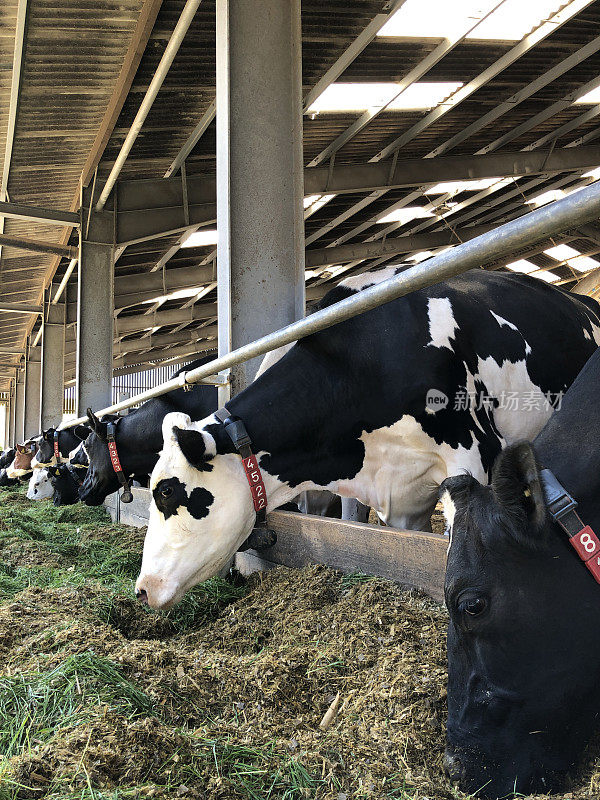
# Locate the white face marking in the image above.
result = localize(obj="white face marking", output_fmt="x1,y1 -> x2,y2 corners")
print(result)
27,469 -> 53,500
426,297 -> 458,351
439,488 -> 457,552
339,265 -> 399,292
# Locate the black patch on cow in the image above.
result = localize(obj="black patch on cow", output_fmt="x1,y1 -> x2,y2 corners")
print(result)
173,426 -> 214,472
187,487 -> 214,519
153,476 -> 214,521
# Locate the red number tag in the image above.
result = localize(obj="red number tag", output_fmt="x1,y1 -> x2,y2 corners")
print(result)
571,526 -> 600,562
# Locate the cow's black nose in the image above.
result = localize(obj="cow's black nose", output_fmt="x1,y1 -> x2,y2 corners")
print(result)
136,588 -> 149,606
443,750 -> 464,782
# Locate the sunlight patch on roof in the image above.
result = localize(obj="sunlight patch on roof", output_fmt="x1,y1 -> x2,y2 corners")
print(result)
527,189 -> 567,206
376,207 -> 434,225
304,193 -> 335,218
407,251 -> 434,262
545,244 -> 599,272
181,229 -> 218,248
506,259 -> 537,273
425,178 -> 502,194
307,82 -> 463,114
378,0 -> 565,41
583,167 -> 600,180
533,270 -> 560,283
575,86 -> 600,104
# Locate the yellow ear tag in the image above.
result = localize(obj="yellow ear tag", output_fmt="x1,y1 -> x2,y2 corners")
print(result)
524,488 -> 531,498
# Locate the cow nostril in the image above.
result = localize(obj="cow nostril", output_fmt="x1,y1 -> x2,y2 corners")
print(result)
136,588 -> 149,606
443,750 -> 463,782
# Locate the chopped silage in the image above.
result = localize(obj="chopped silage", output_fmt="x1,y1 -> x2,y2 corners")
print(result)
0,488 -> 598,800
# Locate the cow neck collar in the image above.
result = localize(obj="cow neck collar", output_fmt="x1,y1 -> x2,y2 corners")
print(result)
214,407 -> 268,525
65,462 -> 85,486
53,430 -> 61,464
541,469 -> 600,584
106,420 -> 133,504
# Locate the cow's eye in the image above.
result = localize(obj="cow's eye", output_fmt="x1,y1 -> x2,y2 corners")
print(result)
459,596 -> 487,617
161,485 -> 173,499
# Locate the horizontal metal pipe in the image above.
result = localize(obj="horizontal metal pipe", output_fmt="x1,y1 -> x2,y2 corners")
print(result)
0,302 -> 42,315
60,180 -> 600,428
0,234 -> 76,258
95,0 -> 203,212
0,200 -> 79,227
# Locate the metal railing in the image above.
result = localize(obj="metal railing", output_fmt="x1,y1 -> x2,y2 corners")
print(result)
60,179 -> 600,429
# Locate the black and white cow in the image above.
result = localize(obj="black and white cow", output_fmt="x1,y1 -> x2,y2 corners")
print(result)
135,269 -> 600,609
26,468 -> 54,500
440,346 -> 600,798
48,462 -> 87,505
0,468 -> 18,487
78,357 -> 218,505
32,426 -> 90,469
0,448 -> 16,469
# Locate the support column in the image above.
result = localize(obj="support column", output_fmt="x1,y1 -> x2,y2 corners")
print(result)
40,287 -> 66,429
7,380 -> 15,447
24,345 -> 41,439
216,0 -> 305,397
14,367 -> 25,444
76,184 -> 114,414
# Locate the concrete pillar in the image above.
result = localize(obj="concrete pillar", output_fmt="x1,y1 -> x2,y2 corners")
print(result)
14,367 -> 25,444
24,346 -> 41,439
76,184 -> 114,414
7,380 -> 15,447
216,0 -> 305,397
40,288 -> 66,429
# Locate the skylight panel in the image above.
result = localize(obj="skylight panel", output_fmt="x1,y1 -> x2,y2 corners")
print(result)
378,0 -> 499,39
181,230 -> 218,248
304,194 -> 335,217
527,190 -> 566,206
306,82 -> 463,114
407,251 -> 434,262
583,167 -> 600,180
533,270 -> 559,283
506,259 -> 537,273
544,244 -> 580,261
377,207 -> 434,225
568,254 -> 600,272
378,0 -> 564,42
575,87 -> 600,104
468,0 -> 565,41
425,178 -> 502,194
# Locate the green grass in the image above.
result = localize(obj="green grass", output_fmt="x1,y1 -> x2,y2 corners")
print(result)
0,651 -> 154,760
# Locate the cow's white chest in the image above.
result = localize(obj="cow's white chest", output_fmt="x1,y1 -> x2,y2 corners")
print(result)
334,415 -> 485,531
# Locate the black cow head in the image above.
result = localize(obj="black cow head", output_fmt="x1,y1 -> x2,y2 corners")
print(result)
49,464 -> 84,506
441,441 -> 600,799
34,426 -> 89,466
78,412 -> 125,505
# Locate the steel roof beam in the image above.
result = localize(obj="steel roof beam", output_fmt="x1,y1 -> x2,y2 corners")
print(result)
0,235 -> 77,258
0,200 -> 80,227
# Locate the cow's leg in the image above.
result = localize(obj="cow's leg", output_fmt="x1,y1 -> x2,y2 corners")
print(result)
341,497 -> 370,523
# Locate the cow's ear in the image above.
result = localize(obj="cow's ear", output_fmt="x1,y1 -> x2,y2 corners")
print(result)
491,441 -> 547,536
173,427 -> 215,472
86,409 -> 108,441
73,425 -> 89,441
43,429 -> 53,442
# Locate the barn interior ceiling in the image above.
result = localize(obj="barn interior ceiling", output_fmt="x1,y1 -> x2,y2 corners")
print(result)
1,0 -> 600,391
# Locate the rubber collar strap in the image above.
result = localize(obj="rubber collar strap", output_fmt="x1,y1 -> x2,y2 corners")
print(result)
53,430 -> 61,463
66,463 -> 84,487
214,407 -> 268,525
106,420 -> 133,503
541,468 -> 600,584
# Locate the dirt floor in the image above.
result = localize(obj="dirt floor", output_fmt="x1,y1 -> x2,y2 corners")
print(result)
0,488 -> 598,800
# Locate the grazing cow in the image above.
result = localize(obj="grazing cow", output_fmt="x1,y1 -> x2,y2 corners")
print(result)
26,468 -> 54,500
440,346 -> 600,798
7,441 -> 38,478
32,425 -> 90,468
78,356 -> 218,505
135,269 -> 600,609
49,463 -> 86,506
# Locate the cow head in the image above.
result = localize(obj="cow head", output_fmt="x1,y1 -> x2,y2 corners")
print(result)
441,442 -> 600,798
8,441 -> 38,477
26,468 -> 54,500
33,426 -> 89,468
79,411 -> 132,505
136,412 -> 262,610
49,463 -> 84,506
